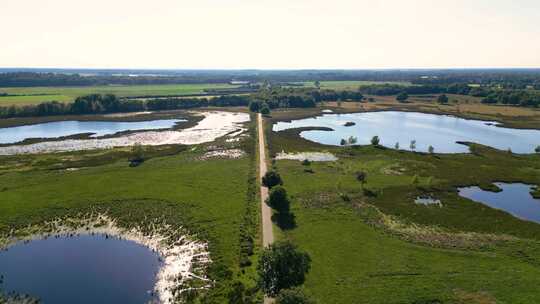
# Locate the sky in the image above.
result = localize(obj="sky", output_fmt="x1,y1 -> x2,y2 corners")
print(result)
1,0 -> 540,69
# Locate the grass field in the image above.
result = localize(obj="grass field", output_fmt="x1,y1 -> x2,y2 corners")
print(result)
0,83 -> 239,106
266,110 -> 540,303
0,118 -> 261,302
296,80 -> 412,90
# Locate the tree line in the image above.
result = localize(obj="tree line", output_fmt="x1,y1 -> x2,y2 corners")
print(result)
359,84 -> 540,107
0,87 -> 362,118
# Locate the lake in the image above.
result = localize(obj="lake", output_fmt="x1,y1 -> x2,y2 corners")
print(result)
458,183 -> 540,223
0,235 -> 161,303
0,119 -> 185,144
272,111 -> 540,153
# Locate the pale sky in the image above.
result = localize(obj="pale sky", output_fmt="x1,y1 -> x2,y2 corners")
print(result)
1,0 -> 539,69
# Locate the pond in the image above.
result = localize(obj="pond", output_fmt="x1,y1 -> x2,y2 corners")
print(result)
272,111 -> 540,153
0,119 -> 185,144
0,235 -> 161,304
0,111 -> 250,155
458,183 -> 540,223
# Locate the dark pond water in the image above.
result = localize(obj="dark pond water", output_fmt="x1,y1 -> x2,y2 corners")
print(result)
272,111 -> 540,153
458,183 -> 540,223
0,235 -> 161,304
0,119 -> 185,144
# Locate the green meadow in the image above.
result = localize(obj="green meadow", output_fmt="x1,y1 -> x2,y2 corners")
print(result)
267,109 -> 540,304
0,83 -> 239,106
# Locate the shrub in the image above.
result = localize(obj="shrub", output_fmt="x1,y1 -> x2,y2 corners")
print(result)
428,145 -> 435,154
396,92 -> 409,103
301,159 -> 311,166
262,170 -> 283,188
257,241 -> 311,296
276,288 -> 315,304
437,94 -> 449,104
535,145 -> 540,153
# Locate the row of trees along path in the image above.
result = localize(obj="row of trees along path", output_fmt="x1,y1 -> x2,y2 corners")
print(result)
258,113 -> 275,303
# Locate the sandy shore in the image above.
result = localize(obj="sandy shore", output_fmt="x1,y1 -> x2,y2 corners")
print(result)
0,214 -> 210,304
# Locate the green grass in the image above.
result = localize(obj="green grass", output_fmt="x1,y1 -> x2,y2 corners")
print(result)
266,111 -> 540,303
0,131 -> 261,302
0,83 -> 239,106
294,80 -> 412,90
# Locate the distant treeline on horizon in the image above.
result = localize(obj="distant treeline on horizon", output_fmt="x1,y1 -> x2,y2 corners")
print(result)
1,69 -> 540,87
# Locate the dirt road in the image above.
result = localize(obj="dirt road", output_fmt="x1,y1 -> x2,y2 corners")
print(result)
258,113 -> 274,247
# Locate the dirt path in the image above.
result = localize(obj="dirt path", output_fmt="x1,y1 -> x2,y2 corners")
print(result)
258,113 -> 274,247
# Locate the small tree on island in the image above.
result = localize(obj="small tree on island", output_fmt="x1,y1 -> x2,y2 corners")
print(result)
437,94 -> 449,104
371,136 -> 380,146
348,136 -> 358,145
276,288 -> 315,304
428,145 -> 435,154
394,142 -> 400,150
262,171 -> 283,188
340,138 -> 347,146
535,145 -> 540,153
257,241 -> 312,296
396,92 -> 409,103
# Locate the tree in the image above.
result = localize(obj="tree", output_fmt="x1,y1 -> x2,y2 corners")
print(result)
314,80 -> 321,90
276,288 -> 315,304
535,145 -> 540,153
396,92 -> 409,103
267,186 -> 290,212
428,145 -> 435,154
347,136 -> 358,145
257,241 -> 311,296
301,159 -> 311,166
437,94 -> 449,104
262,171 -> 283,188
371,136 -> 380,146
249,101 -> 261,112
394,142 -> 400,150
260,103 -> 271,115
410,140 -> 417,151
129,143 -> 145,166
340,138 -> 347,146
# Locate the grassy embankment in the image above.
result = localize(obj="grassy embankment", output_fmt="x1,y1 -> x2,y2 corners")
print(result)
0,83 -> 239,106
265,108 -> 540,304
0,115 -> 261,303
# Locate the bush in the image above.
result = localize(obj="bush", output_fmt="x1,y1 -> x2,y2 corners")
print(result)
257,241 -> 311,296
262,171 -> 283,188
267,186 -> 290,212
437,94 -> 449,104
276,288 -> 315,304
396,92 -> 409,103
261,103 -> 271,115
301,159 -> 311,166
535,145 -> 540,153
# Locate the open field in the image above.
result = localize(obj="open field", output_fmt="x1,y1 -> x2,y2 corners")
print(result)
265,109 -> 540,303
0,83 -> 239,106
0,117 -> 261,302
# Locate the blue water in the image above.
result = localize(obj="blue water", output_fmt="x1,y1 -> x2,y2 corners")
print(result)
458,183 -> 540,223
0,235 -> 161,304
272,111 -> 540,153
0,119 -> 185,144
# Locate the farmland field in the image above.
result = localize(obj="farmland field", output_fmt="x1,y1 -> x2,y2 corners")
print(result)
0,83 -> 239,106
297,80 -> 412,90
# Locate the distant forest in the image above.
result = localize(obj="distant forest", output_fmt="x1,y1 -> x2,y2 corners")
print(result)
1,69 -> 540,87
